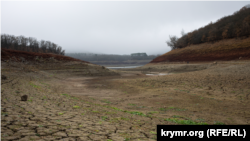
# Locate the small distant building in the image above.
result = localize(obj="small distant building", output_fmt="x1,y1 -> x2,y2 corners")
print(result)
131,53 -> 148,57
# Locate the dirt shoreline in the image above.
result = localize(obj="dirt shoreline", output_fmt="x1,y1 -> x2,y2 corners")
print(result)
1,60 -> 250,140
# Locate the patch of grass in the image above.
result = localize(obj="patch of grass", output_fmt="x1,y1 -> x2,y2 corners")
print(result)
214,121 -> 225,125
150,131 -> 157,134
92,110 -> 99,113
40,81 -> 50,85
29,82 -> 40,89
120,117 -> 130,121
159,107 -> 186,111
165,118 -> 208,125
105,111 -> 116,115
102,99 -> 111,104
147,111 -> 159,115
35,133 -> 40,136
124,138 -> 131,141
159,108 -> 166,111
73,105 -> 80,109
58,112 -> 64,115
125,111 -> 147,116
71,96 -> 78,100
109,106 -> 123,111
61,93 -> 69,96
172,115 -> 184,118
128,103 -> 137,106
101,116 -> 108,120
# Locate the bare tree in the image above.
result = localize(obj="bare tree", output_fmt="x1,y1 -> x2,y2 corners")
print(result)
181,29 -> 186,36
166,35 -> 178,50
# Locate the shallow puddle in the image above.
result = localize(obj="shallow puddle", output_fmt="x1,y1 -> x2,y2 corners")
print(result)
146,73 -> 169,76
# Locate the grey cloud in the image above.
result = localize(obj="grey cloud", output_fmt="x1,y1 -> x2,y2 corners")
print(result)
2,1 -> 249,55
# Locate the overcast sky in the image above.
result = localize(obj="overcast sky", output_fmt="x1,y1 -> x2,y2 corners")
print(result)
1,1 -> 250,55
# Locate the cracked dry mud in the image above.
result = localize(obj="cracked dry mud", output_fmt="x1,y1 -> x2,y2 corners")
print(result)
1,61 -> 250,141
1,62 -> 159,141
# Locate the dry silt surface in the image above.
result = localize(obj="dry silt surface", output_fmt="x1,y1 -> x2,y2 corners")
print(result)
1,60 -> 250,141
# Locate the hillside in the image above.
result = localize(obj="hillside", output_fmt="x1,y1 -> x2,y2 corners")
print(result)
166,5 -> 250,50
1,48 -> 87,63
151,5 -> 250,64
151,37 -> 250,63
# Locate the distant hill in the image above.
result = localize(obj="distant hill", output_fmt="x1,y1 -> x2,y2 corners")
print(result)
66,53 -> 160,65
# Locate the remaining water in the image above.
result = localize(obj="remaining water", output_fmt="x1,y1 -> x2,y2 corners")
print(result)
107,65 -> 142,69
146,73 -> 169,76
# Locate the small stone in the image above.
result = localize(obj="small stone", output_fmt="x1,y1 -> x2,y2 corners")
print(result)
1,75 -> 7,80
21,95 -> 28,101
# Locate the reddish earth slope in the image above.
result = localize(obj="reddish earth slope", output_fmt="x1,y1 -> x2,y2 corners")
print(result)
151,37 -> 250,63
1,48 -> 89,63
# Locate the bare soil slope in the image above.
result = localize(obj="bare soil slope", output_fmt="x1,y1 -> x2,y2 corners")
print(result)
1,49 -> 89,63
151,37 -> 250,63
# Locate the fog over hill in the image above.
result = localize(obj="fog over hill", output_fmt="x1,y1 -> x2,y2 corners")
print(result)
66,52 -> 161,65
244,4 -> 250,8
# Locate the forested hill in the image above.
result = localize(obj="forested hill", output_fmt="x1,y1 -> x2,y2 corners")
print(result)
151,5 -> 250,63
166,5 -> 250,50
1,34 -> 65,55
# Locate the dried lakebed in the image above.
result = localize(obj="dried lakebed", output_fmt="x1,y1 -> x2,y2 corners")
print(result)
1,61 -> 250,141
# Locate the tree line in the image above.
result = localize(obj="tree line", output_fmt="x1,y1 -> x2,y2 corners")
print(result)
167,6 -> 250,50
1,34 -> 65,55
65,53 -> 160,62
